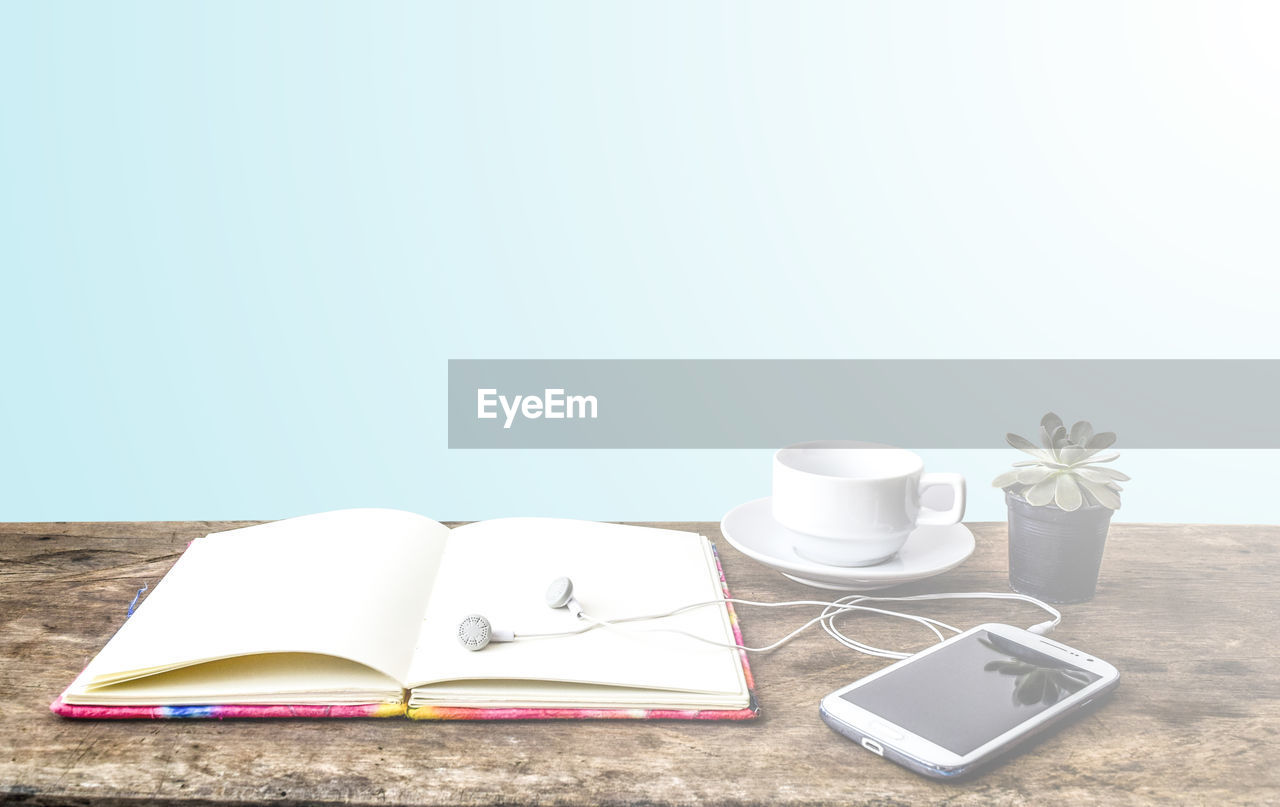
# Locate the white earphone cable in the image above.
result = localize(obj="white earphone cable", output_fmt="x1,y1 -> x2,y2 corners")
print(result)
557,592 -> 1060,659
462,579 -> 1063,660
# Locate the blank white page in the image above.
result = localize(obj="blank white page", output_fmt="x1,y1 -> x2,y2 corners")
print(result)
406,518 -> 745,697
67,653 -> 403,706
81,508 -> 450,688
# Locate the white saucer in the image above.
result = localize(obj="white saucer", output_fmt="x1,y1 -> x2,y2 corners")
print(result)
720,497 -> 976,590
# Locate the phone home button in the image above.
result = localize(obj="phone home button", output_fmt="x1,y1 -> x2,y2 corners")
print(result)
861,737 -> 885,756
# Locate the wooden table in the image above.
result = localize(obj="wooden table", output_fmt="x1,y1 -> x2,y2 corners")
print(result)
2,521 -> 1276,806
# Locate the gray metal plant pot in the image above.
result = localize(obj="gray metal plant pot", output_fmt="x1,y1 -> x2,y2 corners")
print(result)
1006,490 -> 1113,604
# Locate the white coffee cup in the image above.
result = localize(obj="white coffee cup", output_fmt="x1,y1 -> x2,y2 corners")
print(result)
772,441 -> 966,567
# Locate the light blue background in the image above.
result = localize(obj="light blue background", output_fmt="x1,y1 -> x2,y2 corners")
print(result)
3,3 -> 1278,523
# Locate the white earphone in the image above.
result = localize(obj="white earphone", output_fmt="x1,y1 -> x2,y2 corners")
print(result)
456,613 -> 515,650
456,576 -> 1062,659
544,576 -> 584,618
456,577 -> 592,650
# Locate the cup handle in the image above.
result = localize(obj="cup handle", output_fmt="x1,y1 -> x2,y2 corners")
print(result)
916,473 -> 966,526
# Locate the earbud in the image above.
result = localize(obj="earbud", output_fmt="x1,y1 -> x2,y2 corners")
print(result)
545,576 -> 585,619
1027,621 -> 1056,636
456,614 -> 515,651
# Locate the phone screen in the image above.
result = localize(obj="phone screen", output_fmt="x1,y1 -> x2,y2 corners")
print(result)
839,629 -> 1102,755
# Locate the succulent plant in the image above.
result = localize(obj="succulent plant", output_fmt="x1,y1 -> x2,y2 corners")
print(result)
992,412 -> 1127,511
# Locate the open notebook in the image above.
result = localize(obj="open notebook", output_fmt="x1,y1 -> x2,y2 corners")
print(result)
52,509 -> 757,720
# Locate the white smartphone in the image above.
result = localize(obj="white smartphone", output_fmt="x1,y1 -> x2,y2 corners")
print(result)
819,623 -> 1119,779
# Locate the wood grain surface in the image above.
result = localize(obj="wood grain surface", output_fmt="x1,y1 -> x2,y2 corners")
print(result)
1,520 -> 1277,806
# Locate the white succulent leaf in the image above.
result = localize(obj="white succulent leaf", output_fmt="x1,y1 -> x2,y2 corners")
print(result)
1016,467 -> 1055,485
992,470 -> 1022,488
1075,466 -> 1130,483
1024,474 -> 1059,506
1052,426 -> 1070,451
1069,420 -> 1094,445
1007,433 -> 1054,461
1077,477 -> 1121,510
1038,426 -> 1066,461
1041,412 -> 1064,437
1086,432 -> 1116,450
1054,473 -> 1083,511
1057,446 -> 1089,465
